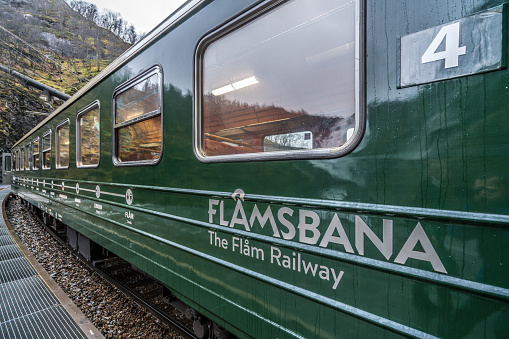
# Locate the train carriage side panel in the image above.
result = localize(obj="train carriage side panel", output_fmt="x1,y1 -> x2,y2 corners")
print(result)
10,0 -> 509,338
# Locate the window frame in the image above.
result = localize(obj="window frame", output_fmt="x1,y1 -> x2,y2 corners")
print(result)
76,101 -> 101,169
56,119 -> 71,169
33,137 -> 40,170
193,0 -> 366,163
112,65 -> 163,167
42,130 -> 52,170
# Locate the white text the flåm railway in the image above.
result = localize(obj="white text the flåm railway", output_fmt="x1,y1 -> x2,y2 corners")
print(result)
208,231 -> 345,290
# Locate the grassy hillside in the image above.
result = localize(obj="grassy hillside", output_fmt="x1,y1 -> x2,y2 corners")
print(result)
0,0 -> 130,149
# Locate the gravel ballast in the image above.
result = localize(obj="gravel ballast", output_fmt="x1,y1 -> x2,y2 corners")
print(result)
6,196 -> 185,339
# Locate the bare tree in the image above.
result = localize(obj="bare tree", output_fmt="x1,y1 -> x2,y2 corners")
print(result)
123,24 -> 138,44
69,0 -> 87,16
99,10 -> 120,31
68,1 -> 139,44
83,3 -> 99,22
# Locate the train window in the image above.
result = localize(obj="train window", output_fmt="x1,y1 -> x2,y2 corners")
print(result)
56,120 -> 70,169
77,101 -> 100,168
24,145 -> 29,170
4,155 -> 11,172
26,142 -> 31,170
113,65 -> 162,166
195,0 -> 362,162
21,147 -> 25,170
33,137 -> 40,170
24,146 -> 28,170
42,130 -> 51,170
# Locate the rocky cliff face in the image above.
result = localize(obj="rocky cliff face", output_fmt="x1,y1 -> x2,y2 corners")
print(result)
0,0 -> 130,150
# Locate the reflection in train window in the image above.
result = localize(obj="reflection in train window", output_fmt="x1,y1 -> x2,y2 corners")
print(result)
56,120 -> 70,169
113,66 -> 162,165
263,131 -> 313,152
42,131 -> 51,169
77,102 -> 100,168
4,155 -> 11,172
197,0 -> 359,160
33,137 -> 39,170
24,146 -> 28,170
21,146 -> 25,170
26,142 -> 31,170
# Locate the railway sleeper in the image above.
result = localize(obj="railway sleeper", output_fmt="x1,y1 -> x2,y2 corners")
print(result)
129,277 -> 157,288
117,269 -> 143,280
92,256 -> 125,266
140,287 -> 163,300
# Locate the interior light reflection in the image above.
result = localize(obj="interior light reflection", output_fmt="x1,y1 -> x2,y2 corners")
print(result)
212,76 -> 259,96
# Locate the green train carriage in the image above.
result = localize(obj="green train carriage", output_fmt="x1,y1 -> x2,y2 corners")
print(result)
10,0 -> 509,338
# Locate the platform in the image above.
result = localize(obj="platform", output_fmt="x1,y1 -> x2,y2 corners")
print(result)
0,186 -> 103,339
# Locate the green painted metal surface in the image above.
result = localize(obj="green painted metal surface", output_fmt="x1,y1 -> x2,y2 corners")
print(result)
10,0 -> 509,338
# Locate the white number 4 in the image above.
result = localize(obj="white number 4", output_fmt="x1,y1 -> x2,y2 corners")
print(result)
421,22 -> 466,69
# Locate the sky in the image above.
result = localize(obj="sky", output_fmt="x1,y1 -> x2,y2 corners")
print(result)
80,0 -> 187,35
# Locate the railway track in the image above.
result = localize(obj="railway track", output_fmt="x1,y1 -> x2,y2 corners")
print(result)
81,258 -> 197,339
7,196 -> 199,339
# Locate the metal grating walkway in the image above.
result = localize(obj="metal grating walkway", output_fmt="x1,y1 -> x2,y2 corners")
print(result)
0,187 -> 97,338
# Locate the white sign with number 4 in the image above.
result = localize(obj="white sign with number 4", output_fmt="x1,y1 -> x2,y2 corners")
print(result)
421,22 -> 466,69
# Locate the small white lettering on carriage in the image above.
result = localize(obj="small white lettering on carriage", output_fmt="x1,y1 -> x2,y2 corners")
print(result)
208,230 -> 229,249
207,230 -> 343,290
232,236 -> 264,260
270,246 -> 344,290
